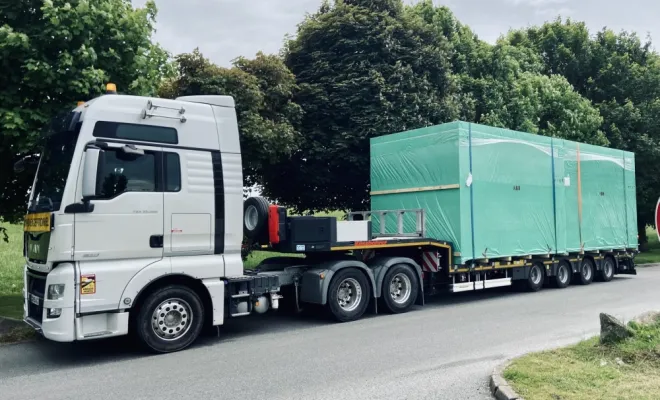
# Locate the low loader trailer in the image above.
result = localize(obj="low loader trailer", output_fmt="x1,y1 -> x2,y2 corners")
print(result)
19,86 -> 638,353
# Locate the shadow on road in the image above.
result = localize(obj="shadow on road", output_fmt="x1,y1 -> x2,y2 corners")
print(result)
0,275 -> 634,373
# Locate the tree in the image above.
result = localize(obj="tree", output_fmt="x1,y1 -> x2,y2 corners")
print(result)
0,0 -> 172,226
159,49 -> 302,189
479,72 -> 606,145
263,0 -> 460,213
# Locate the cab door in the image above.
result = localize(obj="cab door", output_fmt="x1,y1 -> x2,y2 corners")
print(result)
73,142 -> 165,314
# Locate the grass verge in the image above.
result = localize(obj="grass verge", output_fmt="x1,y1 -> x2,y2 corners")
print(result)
0,326 -> 35,345
504,316 -> 660,400
635,227 -> 660,264
0,223 -> 25,321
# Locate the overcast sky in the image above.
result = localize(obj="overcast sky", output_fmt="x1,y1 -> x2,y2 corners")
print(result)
133,0 -> 659,67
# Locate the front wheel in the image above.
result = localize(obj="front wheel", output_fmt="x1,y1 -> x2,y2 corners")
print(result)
380,264 -> 419,314
326,269 -> 371,322
135,285 -> 205,353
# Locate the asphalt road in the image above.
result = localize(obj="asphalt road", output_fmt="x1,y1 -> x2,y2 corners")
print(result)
2,266 -> 660,400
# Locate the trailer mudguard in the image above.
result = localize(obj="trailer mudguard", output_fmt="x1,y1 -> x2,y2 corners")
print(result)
368,257 -> 425,306
299,260 -> 377,305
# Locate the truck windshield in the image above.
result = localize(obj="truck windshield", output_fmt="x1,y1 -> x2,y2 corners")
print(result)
28,111 -> 82,213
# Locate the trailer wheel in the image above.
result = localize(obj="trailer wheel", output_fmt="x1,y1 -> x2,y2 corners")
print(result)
327,268 -> 370,322
598,257 -> 615,282
525,262 -> 545,292
380,264 -> 419,314
243,196 -> 269,241
135,284 -> 204,353
577,259 -> 595,285
553,261 -> 571,289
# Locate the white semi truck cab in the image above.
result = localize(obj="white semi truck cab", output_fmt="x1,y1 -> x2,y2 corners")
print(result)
20,85 -> 637,353
22,88 -> 261,351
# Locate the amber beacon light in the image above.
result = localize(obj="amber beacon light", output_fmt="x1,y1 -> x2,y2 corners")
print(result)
106,83 -> 117,94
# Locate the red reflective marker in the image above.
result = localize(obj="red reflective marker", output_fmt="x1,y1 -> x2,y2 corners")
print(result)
656,197 -> 660,242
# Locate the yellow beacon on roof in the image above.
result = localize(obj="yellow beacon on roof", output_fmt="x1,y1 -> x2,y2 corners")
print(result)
106,83 -> 117,94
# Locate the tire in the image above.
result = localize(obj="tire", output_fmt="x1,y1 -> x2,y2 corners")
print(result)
326,268 -> 371,322
243,196 -> 270,241
135,285 -> 205,354
577,259 -> 595,285
553,261 -> 571,289
525,262 -> 545,292
380,264 -> 419,314
598,257 -> 615,282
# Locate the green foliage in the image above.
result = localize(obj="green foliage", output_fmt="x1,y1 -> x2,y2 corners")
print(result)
0,0 -> 173,224
159,49 -> 302,188
480,72 -> 606,145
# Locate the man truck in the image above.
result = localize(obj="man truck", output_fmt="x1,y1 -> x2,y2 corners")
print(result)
20,85 -> 638,353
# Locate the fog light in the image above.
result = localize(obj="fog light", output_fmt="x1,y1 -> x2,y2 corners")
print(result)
47,308 -> 62,318
47,284 -> 65,300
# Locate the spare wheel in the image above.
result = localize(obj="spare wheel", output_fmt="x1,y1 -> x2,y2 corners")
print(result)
243,196 -> 270,241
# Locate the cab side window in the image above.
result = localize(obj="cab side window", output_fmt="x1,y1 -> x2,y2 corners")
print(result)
164,152 -> 181,192
97,150 -> 158,199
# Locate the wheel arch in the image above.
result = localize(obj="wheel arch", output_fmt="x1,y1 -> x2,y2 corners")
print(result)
582,254 -> 597,271
604,252 -> 618,270
367,256 -> 424,306
127,274 -> 214,330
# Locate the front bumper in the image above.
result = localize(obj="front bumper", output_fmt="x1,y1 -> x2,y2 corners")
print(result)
23,263 -> 130,342
24,264 -> 76,342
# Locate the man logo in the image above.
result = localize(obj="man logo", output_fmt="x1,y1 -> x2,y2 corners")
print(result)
30,243 -> 40,254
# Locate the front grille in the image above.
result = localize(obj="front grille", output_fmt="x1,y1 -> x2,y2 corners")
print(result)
26,271 -> 46,323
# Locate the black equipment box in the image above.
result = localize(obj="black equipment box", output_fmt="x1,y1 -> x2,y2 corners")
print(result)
276,216 -> 337,253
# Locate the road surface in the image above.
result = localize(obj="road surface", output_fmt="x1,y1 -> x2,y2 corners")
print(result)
2,266 -> 660,400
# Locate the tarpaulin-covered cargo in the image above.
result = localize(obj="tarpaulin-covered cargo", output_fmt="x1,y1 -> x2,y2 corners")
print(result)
370,121 -> 638,265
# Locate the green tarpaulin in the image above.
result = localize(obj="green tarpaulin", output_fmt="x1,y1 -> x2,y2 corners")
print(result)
370,121 -> 638,265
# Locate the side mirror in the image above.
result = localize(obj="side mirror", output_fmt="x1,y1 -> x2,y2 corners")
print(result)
13,159 -> 26,173
82,147 -> 104,199
13,155 -> 38,173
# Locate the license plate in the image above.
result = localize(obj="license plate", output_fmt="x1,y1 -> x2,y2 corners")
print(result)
29,294 -> 40,306
24,212 -> 51,233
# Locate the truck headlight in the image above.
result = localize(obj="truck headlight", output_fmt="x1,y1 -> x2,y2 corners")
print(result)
47,308 -> 62,318
47,284 -> 65,300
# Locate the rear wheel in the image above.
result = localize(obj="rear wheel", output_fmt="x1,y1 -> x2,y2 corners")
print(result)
380,264 -> 419,314
598,257 -> 615,282
525,262 -> 545,292
577,259 -> 595,285
135,285 -> 205,353
553,261 -> 571,289
327,269 -> 371,322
